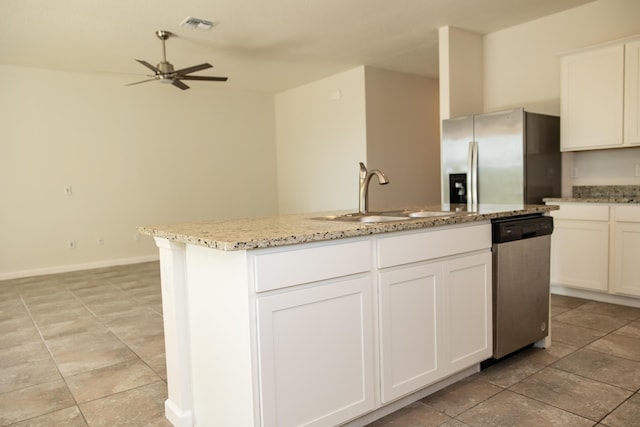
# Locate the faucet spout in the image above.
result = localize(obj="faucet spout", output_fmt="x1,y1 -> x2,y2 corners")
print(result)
358,162 -> 389,214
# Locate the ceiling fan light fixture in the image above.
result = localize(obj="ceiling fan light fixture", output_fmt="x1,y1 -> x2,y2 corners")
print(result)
180,17 -> 216,31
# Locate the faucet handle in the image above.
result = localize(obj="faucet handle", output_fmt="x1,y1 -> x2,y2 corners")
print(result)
359,162 -> 367,180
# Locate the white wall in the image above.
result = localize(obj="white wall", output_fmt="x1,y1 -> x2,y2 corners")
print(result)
0,65 -> 278,279
483,0 -> 640,192
438,26 -> 484,120
275,67 -> 367,214
364,67 -> 441,209
275,66 -> 441,214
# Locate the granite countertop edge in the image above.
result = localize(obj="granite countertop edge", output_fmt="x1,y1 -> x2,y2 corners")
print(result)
543,197 -> 640,204
138,205 -> 557,252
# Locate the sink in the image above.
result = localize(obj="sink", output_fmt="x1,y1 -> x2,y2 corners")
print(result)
310,209 -> 461,223
405,211 -> 455,218
311,213 -> 410,223
358,215 -> 410,223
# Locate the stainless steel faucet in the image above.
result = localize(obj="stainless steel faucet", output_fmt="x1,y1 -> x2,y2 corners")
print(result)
359,162 -> 389,214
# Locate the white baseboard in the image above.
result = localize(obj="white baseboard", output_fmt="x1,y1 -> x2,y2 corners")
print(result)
551,284 -> 640,308
0,255 -> 160,281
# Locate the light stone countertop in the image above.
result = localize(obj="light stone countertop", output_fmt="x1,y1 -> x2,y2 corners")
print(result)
138,204 -> 558,251
544,185 -> 640,204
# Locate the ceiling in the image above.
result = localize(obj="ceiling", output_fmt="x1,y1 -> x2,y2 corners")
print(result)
0,0 -> 596,93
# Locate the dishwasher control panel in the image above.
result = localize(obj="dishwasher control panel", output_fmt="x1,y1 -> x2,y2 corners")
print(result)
491,215 -> 553,243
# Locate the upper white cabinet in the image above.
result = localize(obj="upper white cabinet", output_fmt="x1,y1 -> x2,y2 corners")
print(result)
560,36 -> 640,151
624,40 -> 640,145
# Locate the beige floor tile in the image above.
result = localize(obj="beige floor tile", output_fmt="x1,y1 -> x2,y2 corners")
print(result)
550,294 -> 590,309
456,390 -> 593,427
0,341 -> 51,368
38,316 -> 109,340
613,318 -> 640,339
420,375 -> 502,417
553,348 -> 640,391
553,309 -> 632,333
66,359 -> 162,403
366,401 -> 452,426
29,304 -> 95,326
0,356 -> 61,394
0,321 -> 42,349
587,333 -> 640,362
46,330 -> 138,377
572,300 -> 640,320
143,352 -> 167,381
123,333 -> 166,360
79,381 -> 167,427
11,406 -> 88,427
601,393 -> 640,427
0,380 -> 76,426
550,320 -> 607,347
510,367 -> 632,421
476,347 -> 552,388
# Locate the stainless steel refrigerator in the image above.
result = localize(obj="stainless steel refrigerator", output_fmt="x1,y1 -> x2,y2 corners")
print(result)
441,108 -> 561,206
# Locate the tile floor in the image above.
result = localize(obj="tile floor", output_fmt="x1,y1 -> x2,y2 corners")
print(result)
1,262 -> 640,426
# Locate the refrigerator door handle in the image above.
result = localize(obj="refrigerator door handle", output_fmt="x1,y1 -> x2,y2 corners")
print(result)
468,141 -> 479,206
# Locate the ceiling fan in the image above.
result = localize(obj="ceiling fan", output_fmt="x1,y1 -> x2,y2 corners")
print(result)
128,30 -> 228,90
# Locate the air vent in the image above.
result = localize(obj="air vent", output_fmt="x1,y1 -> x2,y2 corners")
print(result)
179,17 -> 217,31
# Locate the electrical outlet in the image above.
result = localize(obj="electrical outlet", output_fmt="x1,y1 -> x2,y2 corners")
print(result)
68,240 -> 76,249
571,167 -> 578,178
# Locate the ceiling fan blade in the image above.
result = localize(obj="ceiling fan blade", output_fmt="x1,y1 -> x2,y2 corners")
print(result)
179,75 -> 228,82
126,78 -> 157,86
135,59 -> 160,73
173,63 -> 212,75
171,79 -> 190,90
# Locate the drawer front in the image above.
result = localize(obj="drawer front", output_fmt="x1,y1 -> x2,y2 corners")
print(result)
550,204 -> 610,221
376,223 -> 491,269
253,240 -> 371,292
615,205 -> 640,222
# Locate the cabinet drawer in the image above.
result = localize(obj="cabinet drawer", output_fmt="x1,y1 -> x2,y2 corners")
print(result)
550,204 -> 609,221
615,205 -> 640,222
376,223 -> 491,268
253,240 -> 371,292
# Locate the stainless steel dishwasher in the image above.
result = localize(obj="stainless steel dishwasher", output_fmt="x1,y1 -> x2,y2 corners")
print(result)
491,215 -> 554,359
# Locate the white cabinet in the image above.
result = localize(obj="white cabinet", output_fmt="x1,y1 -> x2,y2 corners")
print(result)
560,36 -> 640,151
561,44 -> 624,151
549,203 -> 640,298
550,215 -> 610,292
441,253 -> 492,374
253,239 -> 375,426
613,206 -> 640,297
156,222 -> 495,427
624,40 -> 640,145
256,276 -> 375,427
377,225 -> 492,403
378,263 -> 441,403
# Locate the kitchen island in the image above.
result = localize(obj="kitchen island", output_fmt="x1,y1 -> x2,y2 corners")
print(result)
138,204 -> 557,427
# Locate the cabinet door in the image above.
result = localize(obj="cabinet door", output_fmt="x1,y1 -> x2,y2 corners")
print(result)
441,252 -> 492,374
561,44 -> 624,150
378,263 -> 442,403
614,222 -> 640,296
625,40 -> 640,145
256,276 -> 375,427
550,219 -> 609,291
